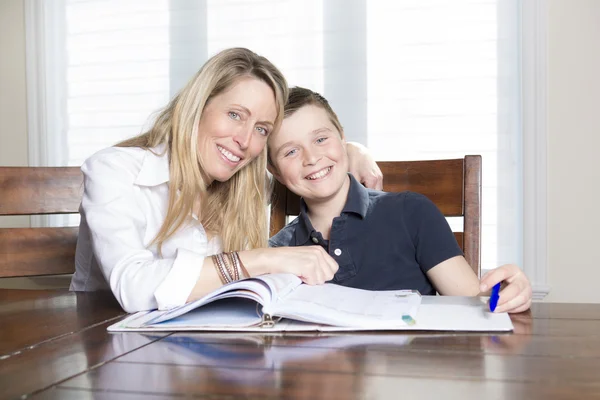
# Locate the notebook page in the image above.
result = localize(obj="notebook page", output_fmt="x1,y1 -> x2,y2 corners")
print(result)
148,298 -> 263,329
142,278 -> 273,326
266,283 -> 421,328
256,273 -> 303,299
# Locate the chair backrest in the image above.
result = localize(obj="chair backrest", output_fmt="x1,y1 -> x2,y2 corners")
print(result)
270,156 -> 482,277
0,167 -> 83,278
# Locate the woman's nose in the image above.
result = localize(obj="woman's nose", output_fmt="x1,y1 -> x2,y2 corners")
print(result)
233,125 -> 253,150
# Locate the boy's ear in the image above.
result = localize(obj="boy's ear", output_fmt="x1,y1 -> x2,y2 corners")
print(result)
267,162 -> 285,184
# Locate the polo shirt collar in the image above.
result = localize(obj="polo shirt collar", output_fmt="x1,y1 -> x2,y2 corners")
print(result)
134,144 -> 171,187
342,174 -> 370,218
292,174 -> 370,245
294,203 -> 317,246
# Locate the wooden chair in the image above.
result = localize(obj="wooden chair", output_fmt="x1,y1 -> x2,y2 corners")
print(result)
0,167 -> 83,278
270,156 -> 482,277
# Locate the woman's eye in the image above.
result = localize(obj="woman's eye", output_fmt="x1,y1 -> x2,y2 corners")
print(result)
256,126 -> 269,136
228,111 -> 240,120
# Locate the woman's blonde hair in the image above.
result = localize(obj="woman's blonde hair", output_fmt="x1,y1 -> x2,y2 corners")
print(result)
117,48 -> 288,253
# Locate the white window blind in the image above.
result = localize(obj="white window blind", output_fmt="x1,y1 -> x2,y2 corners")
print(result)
65,0 -> 171,166
35,0 -> 523,272
366,1 -> 515,271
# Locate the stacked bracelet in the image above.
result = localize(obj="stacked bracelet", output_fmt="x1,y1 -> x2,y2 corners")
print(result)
211,251 -> 247,284
211,253 -> 231,284
231,251 -> 250,279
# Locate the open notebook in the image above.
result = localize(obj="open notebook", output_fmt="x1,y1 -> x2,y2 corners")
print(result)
108,273 -> 513,332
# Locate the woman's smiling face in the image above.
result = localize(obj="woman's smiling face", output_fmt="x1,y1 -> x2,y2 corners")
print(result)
197,77 -> 277,184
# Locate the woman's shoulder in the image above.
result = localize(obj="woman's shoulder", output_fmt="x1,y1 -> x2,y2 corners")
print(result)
84,146 -> 147,165
81,146 -> 159,177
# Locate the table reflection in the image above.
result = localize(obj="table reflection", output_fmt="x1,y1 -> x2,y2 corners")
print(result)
66,313 -> 534,399
481,310 -> 533,355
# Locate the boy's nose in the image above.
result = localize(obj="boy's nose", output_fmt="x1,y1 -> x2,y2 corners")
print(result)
303,151 -> 322,166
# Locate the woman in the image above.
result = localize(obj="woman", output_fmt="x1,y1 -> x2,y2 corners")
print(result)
71,48 -> 377,313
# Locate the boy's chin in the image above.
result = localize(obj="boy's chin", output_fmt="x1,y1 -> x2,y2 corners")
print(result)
304,188 -> 341,201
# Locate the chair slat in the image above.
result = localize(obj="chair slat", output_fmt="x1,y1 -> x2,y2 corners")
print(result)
378,159 -> 464,216
0,227 -> 78,277
0,167 -> 83,215
282,159 -> 465,217
270,181 -> 288,237
1,167 -> 82,278
463,155 -> 482,275
454,232 -> 464,253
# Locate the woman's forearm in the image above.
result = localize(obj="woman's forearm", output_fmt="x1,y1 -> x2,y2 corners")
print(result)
186,245 -> 339,303
186,248 -> 272,303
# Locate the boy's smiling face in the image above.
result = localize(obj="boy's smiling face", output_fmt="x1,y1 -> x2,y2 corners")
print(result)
268,105 -> 349,204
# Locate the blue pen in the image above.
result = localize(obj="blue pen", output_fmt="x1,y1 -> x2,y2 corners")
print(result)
489,282 -> 501,312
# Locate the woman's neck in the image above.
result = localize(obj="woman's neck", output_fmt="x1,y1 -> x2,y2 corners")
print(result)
305,176 -> 350,240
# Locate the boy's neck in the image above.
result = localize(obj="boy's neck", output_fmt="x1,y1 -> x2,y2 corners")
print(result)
304,175 -> 351,240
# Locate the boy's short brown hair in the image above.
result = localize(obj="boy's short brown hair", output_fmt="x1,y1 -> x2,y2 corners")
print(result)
284,87 -> 344,136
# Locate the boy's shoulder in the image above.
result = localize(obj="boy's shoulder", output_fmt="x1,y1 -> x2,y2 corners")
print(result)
268,217 -> 301,247
366,189 -> 430,207
364,189 -> 442,221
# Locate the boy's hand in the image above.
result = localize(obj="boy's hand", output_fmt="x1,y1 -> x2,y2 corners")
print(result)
346,142 -> 383,190
480,264 -> 532,313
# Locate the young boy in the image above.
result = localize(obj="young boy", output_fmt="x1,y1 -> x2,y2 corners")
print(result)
267,87 -> 532,313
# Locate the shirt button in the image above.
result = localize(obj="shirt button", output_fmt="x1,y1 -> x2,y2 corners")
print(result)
334,248 -> 342,256
311,237 -> 319,244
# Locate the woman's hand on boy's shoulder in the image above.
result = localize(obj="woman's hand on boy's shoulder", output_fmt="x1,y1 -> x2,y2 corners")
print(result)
480,264 -> 532,314
346,142 -> 383,190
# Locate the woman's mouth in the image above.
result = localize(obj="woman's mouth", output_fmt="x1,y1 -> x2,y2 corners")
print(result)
217,145 -> 241,163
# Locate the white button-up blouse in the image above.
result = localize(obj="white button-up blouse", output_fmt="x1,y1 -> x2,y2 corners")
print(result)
70,145 -> 222,313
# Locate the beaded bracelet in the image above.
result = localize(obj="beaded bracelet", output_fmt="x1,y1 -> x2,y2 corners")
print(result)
221,252 -> 239,281
211,251 -> 247,284
231,251 -> 249,279
212,253 -> 232,284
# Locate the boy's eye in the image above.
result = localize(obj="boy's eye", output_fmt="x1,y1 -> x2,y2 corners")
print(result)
228,111 -> 240,120
256,126 -> 269,136
284,148 -> 297,157
316,137 -> 328,144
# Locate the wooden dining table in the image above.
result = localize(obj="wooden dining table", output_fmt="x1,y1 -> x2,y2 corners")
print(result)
1,289 -> 600,400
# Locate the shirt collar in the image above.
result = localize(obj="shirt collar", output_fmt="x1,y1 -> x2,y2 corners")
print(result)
292,174 -> 370,245
134,144 -> 171,187
341,173 -> 370,218
294,204 -> 317,246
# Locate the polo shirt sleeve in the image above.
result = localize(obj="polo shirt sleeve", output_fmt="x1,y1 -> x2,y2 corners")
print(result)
403,192 -> 463,272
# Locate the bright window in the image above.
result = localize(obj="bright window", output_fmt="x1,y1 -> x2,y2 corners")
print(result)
32,0 -> 523,272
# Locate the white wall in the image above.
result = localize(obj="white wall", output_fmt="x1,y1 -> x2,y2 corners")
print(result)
545,0 -> 600,303
0,1 -> 70,289
0,0 -> 28,168
0,0 -> 29,229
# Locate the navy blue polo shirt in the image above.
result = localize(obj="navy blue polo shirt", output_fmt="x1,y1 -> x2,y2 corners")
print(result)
268,174 -> 463,295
